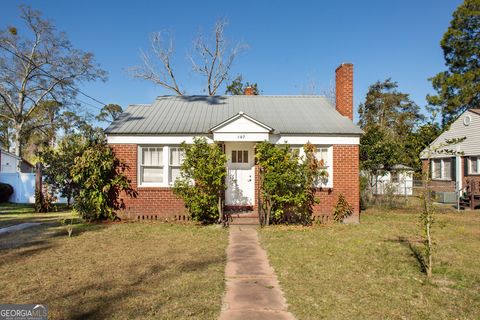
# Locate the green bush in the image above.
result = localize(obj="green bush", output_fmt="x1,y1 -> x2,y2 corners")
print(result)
173,138 -> 227,223
71,141 -> 136,221
0,183 -> 13,202
333,194 -> 353,222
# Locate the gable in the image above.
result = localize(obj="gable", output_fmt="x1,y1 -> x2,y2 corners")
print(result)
211,113 -> 272,133
421,110 -> 480,159
210,113 -> 271,142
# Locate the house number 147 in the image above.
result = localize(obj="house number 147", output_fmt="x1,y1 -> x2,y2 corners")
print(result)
237,135 -> 245,139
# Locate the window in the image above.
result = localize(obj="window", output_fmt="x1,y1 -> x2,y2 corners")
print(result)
231,150 -> 249,163
432,158 -> 452,180
391,172 -> 399,183
315,147 -> 330,186
169,147 -> 185,183
469,157 -> 480,174
140,147 -> 163,184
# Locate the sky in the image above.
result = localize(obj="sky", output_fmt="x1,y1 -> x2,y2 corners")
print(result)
1,0 -> 462,124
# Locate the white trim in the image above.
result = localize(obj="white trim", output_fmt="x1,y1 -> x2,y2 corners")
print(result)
271,135 -> 360,145
107,134 -> 359,145
209,112 -> 273,132
137,145 -> 169,187
213,132 -> 269,142
468,156 -> 480,175
107,135 -> 213,144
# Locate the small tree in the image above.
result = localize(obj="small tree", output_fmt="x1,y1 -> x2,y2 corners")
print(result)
71,141 -> 135,221
333,194 -> 353,222
420,137 -> 464,277
39,133 -> 86,206
173,138 -> 227,223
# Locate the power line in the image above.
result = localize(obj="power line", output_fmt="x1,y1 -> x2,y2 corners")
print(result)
0,44 -> 107,110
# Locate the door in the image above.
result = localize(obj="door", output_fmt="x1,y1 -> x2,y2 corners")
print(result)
225,142 -> 255,207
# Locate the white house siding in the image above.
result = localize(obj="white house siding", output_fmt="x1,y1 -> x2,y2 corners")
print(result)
422,110 -> 480,159
0,172 -> 35,203
0,152 -> 19,173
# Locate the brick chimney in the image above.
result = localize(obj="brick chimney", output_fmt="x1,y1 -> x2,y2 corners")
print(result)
335,63 -> 353,120
244,86 -> 254,96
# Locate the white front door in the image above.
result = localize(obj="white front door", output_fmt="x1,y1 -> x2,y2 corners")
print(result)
225,142 -> 255,206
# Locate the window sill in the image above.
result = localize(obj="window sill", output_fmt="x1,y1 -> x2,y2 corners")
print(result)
138,184 -> 170,188
431,178 -> 452,182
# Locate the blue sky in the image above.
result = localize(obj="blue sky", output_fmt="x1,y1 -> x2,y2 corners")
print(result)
2,0 -> 462,123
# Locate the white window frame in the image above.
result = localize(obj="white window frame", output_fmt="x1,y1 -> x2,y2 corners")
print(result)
469,156 -> 480,175
231,149 -> 249,164
138,146 -> 168,187
431,158 -> 452,180
169,146 -> 185,185
289,145 -> 333,188
315,146 -> 333,188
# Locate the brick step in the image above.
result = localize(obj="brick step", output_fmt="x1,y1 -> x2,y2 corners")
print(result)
230,217 -> 259,225
227,211 -> 259,219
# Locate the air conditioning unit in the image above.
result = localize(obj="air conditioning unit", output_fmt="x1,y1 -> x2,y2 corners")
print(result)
434,192 -> 457,203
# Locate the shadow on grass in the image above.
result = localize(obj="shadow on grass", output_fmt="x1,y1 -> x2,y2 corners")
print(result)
0,221 -> 106,252
60,256 -> 223,320
390,236 -> 427,274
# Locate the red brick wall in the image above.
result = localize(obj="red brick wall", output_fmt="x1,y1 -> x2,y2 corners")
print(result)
111,143 -> 360,223
313,145 -> 360,223
421,159 -> 456,192
335,63 -> 354,120
110,144 -> 187,220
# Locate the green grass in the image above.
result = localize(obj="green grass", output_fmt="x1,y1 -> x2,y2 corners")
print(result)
0,211 -> 228,319
0,203 -> 73,228
260,206 -> 480,320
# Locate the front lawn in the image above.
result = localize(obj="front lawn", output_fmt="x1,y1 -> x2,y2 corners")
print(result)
261,207 -> 480,319
0,216 -> 228,319
0,203 -> 73,228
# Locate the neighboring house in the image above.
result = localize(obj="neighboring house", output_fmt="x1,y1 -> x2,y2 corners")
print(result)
106,63 -> 363,222
0,149 -> 36,203
367,165 -> 414,196
420,109 -> 480,204
0,149 -> 35,173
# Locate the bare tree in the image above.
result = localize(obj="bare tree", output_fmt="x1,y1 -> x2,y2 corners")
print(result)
190,19 -> 247,96
129,31 -> 183,95
0,6 -> 106,156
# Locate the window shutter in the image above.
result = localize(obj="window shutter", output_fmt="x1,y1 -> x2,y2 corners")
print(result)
451,157 -> 456,182
464,157 -> 469,176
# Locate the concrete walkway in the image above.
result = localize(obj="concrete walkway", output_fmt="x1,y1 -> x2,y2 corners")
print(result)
219,225 -> 295,320
0,222 -> 42,235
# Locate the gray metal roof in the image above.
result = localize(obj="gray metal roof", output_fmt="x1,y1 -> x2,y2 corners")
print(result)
105,95 -> 363,135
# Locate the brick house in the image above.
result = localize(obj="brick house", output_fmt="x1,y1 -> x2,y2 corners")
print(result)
106,63 -> 363,222
420,108 -> 480,204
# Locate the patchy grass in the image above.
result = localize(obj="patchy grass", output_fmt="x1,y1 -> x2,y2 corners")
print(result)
260,206 -> 480,319
0,203 -> 73,228
0,220 -> 228,319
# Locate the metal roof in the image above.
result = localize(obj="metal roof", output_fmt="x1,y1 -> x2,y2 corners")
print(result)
105,95 -> 363,135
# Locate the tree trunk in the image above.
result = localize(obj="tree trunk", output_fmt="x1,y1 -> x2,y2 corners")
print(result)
14,122 -> 23,157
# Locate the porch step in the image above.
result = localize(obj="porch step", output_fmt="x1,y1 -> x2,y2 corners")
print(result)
228,211 -> 259,225
230,217 -> 259,225
228,212 -> 258,219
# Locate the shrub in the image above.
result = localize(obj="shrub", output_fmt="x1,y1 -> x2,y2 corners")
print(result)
256,142 -> 327,225
0,183 -> 13,202
71,141 -> 136,221
333,194 -> 353,222
173,138 -> 227,223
